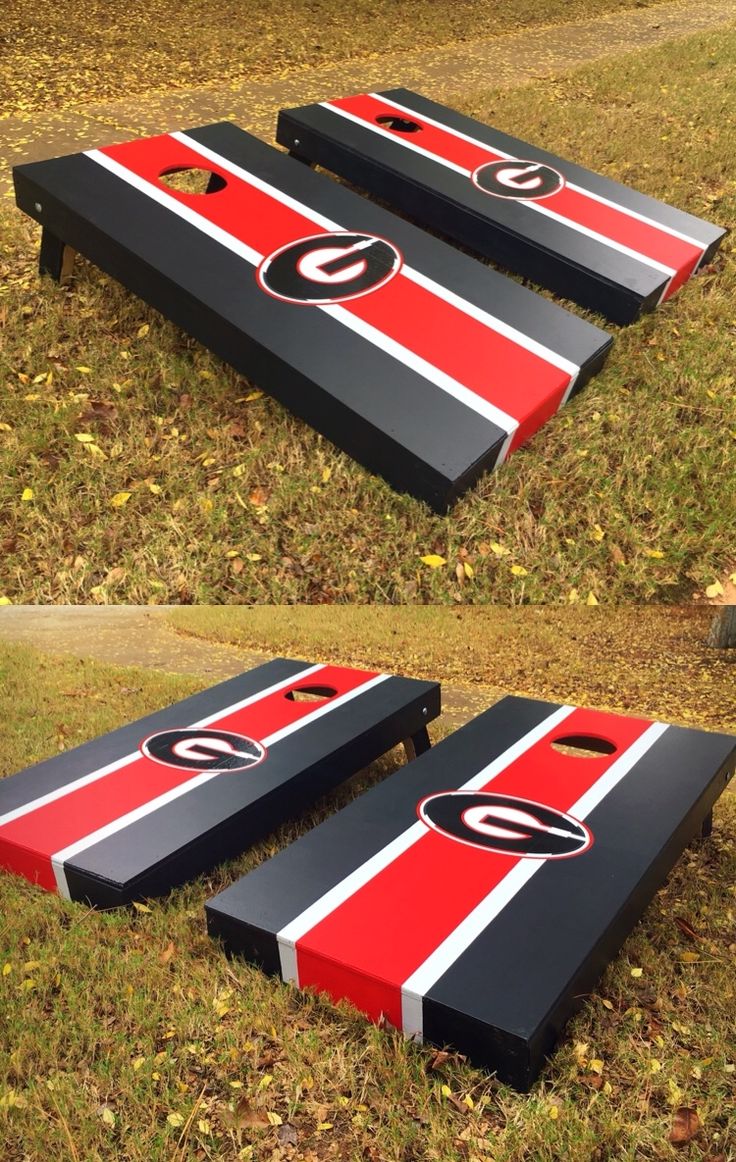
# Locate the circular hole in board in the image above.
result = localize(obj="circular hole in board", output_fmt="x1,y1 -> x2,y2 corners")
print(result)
550,734 -> 617,759
376,114 -> 422,134
159,167 -> 227,195
285,685 -> 338,702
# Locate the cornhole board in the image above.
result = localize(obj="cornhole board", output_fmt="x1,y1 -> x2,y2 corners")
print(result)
0,658 -> 439,908
206,695 -> 736,1090
277,90 -> 728,324
12,123 -> 612,512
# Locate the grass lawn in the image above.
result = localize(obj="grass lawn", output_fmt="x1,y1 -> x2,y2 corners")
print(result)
1,607 -> 735,1160
0,0 -> 669,120
1,27 -> 735,604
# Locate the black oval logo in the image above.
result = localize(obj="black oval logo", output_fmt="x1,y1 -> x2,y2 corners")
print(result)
140,728 -> 266,773
472,159 -> 565,201
417,791 -> 592,859
256,231 -> 403,305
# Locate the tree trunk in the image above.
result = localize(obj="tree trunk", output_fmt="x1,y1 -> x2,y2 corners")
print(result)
706,606 -> 736,648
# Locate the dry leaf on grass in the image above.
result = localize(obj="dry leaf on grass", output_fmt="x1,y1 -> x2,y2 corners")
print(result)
669,1106 -> 700,1145
158,941 -> 175,965
674,916 -> 701,941
277,1123 -> 299,1146
222,1097 -> 269,1131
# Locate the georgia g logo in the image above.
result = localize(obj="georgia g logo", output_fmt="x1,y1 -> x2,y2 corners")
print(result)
417,791 -> 592,859
472,159 -> 565,202
140,729 -> 266,773
256,231 -> 403,305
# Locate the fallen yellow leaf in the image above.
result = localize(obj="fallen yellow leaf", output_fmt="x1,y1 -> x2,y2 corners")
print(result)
420,554 -> 446,568
137,323 -> 150,339
510,564 -> 528,577
21,487 -> 33,502
705,581 -> 724,598
75,433 -> 95,443
111,491 -> 132,508
166,1112 -> 184,1128
630,967 -> 643,978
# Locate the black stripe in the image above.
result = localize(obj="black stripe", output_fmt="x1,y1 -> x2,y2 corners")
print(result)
423,723 -> 736,1089
66,674 -> 441,906
0,658 -> 310,814
205,696 -> 558,966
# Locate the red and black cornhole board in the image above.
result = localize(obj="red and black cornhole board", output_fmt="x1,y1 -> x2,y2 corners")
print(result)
12,123 -> 611,511
206,695 -> 736,1090
0,658 -> 439,908
277,90 -> 727,325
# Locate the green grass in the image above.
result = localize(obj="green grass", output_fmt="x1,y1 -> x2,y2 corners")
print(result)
0,0 -> 669,119
1,616 -> 735,1161
1,27 -> 735,604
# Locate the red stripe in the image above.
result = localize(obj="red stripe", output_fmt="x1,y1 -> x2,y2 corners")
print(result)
344,274 -> 569,448
0,664 -> 377,891
97,134 -> 572,432
329,94 -> 704,289
294,707 -> 652,1027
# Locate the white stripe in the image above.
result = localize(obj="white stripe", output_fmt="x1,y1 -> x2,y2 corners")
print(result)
402,265 -> 578,382
88,149 -> 263,266
322,303 -> 517,436
366,93 -> 707,251
0,663 -> 325,830
171,131 -> 342,231
323,100 -> 678,282
86,146 -> 517,437
525,199 -> 674,278
51,671 -> 389,898
276,703 -> 575,984
263,672 -> 389,746
322,100 -> 469,176
400,720 -> 668,1037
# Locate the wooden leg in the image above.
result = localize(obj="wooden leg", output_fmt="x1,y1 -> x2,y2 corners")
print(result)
39,227 -> 76,284
700,809 -> 713,839
403,726 -> 431,763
